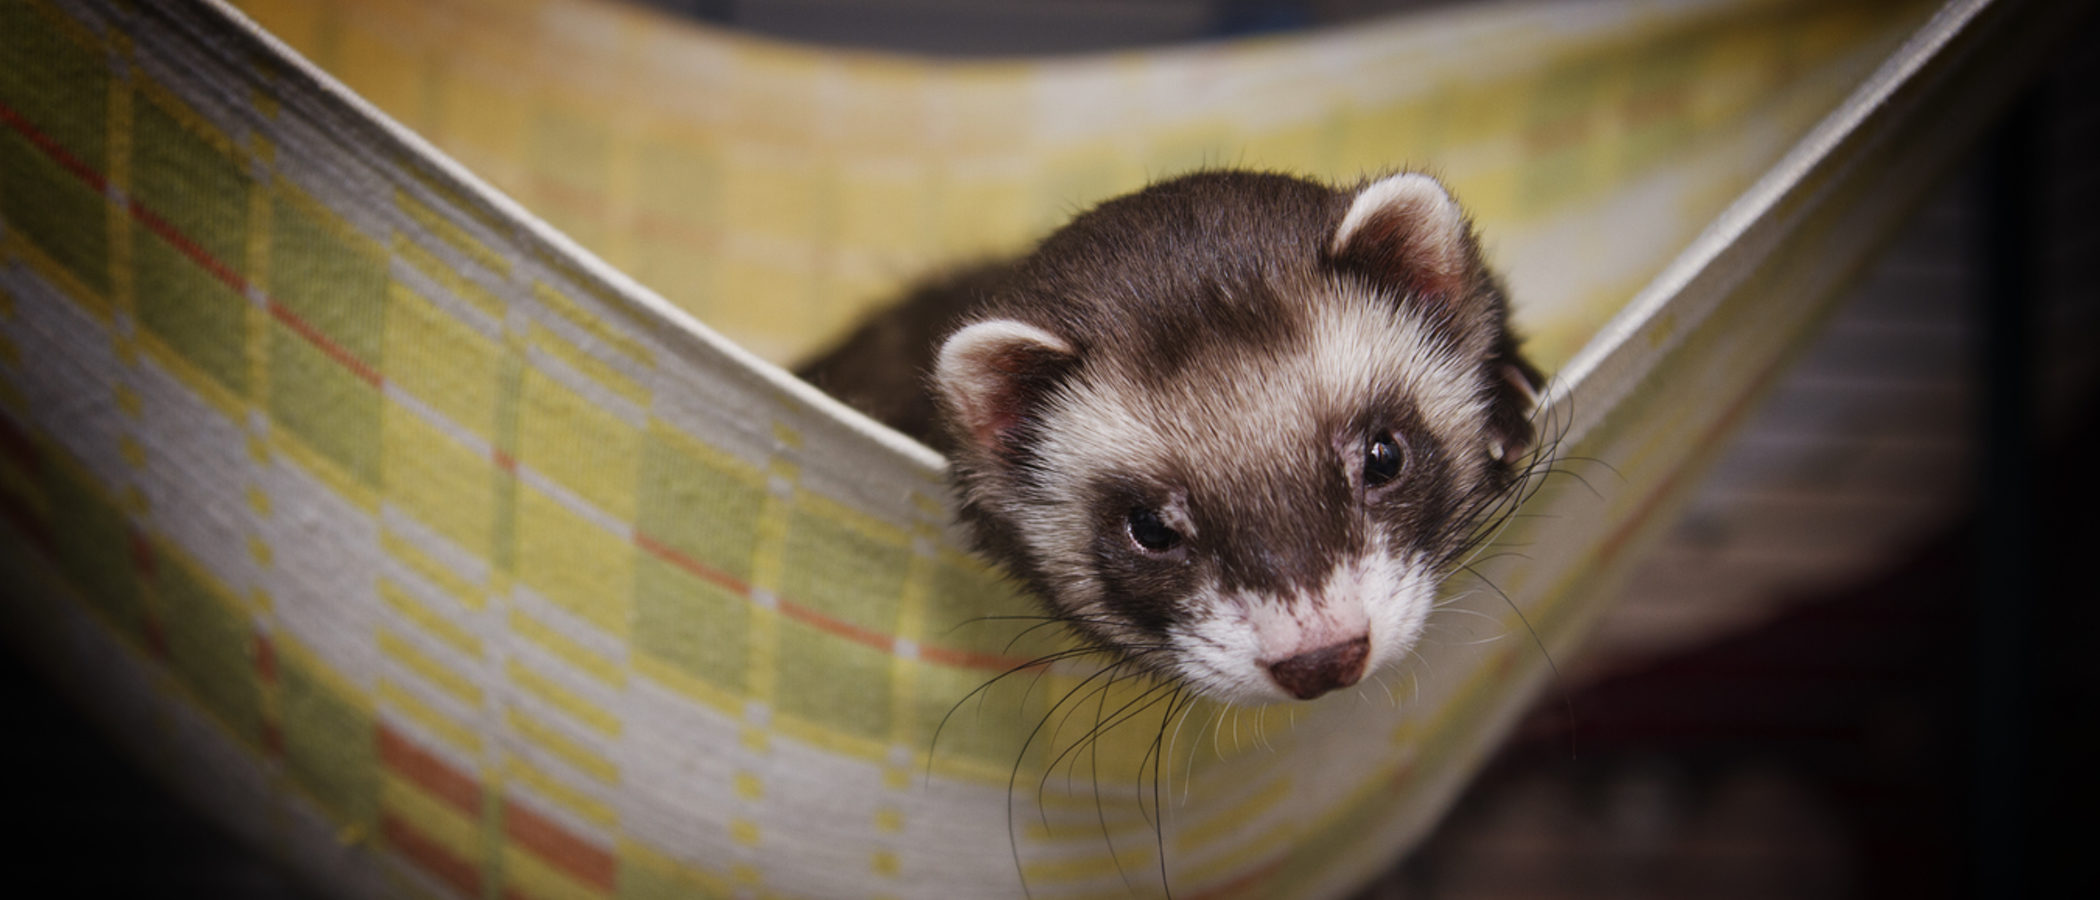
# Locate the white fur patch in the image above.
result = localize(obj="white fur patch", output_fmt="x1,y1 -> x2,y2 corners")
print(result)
1007,282 -> 1492,658
933,318 -> 1073,449
1334,173 -> 1466,255
1166,539 -> 1435,704
1002,268 -> 1494,702
1333,173 -> 1469,295
1029,281 -> 1491,484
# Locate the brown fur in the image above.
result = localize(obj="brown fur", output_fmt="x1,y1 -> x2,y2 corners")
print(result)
797,170 -> 1542,700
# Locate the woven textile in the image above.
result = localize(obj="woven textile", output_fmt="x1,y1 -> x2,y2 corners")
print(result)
0,0 -> 2068,897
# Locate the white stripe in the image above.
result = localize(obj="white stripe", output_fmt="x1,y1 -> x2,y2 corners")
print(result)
523,342 -> 648,428
380,504 -> 493,588
510,585 -> 631,665
515,462 -> 634,540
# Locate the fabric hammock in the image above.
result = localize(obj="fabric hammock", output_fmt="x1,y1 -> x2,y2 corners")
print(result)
0,0 -> 2073,897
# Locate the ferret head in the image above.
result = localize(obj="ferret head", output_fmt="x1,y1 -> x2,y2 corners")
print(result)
934,171 -> 1542,704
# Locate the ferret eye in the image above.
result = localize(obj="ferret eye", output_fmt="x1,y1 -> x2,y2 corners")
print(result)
1126,506 -> 1182,552
1365,433 -> 1406,487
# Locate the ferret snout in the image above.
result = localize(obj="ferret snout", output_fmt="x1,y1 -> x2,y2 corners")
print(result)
1242,587 -> 1376,700
1267,636 -> 1370,700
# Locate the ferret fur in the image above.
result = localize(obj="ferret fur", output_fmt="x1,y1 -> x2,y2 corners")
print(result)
798,170 -> 1542,704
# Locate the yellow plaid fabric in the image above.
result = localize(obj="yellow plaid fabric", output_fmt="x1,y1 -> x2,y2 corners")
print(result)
0,0 -> 2065,897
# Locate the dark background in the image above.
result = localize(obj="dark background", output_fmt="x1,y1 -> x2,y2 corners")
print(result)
7,1 -> 2097,897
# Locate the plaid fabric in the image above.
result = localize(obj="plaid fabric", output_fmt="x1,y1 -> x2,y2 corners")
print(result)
0,0 -> 2060,897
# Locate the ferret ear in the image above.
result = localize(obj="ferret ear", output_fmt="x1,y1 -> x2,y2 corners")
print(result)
1331,173 -> 1476,308
934,319 -> 1077,460
1486,341 -> 1545,465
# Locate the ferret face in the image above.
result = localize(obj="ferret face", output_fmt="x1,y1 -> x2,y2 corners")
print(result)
935,171 -> 1540,704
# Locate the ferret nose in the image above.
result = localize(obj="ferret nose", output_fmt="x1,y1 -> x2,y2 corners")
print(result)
1267,636 -> 1370,700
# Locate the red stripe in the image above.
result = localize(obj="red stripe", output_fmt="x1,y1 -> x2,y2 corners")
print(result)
3,97 -> 385,393
634,528 -> 1041,673
1386,760 -> 1417,790
130,173 -> 384,390
1626,88 -> 1687,128
523,173 -> 602,220
254,631 -> 278,683
126,529 -> 167,658
503,795 -> 617,891
775,597 -> 1050,675
634,532 -> 749,596
262,720 -> 285,758
778,597 -> 895,654
780,594 -> 1042,675
1527,112 -> 1591,155
921,643 -> 1045,672
128,199 -> 248,294
143,615 -> 168,659
128,528 -> 156,578
377,723 -> 482,815
382,813 -> 483,898
0,416 -> 56,550
265,298 -> 384,387
0,99 -> 108,192
10,84 -> 1052,681
136,194 -> 387,390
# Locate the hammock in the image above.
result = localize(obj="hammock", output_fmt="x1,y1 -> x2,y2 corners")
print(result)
0,0 -> 2071,897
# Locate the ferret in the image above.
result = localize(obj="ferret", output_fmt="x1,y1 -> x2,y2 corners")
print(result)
799,171 -> 1542,704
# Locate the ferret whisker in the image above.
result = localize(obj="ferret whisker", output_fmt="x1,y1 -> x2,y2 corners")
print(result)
1434,587 -> 1484,607
1013,657 -> 1134,845
1073,683 -> 1175,830
1535,464 -> 1607,500
1550,453 -> 1625,484
1447,631 -> 1514,647
931,646 -> 1129,780
945,613 -> 1111,634
1044,661 -> 1150,777
1397,644 -> 1434,704
1030,658 -> 1172,855
1458,561 -> 1576,759
1137,685 -> 1184,823
1041,669 -> 1175,801
1164,691 -> 1203,796
1447,456 -> 1553,570
1081,676 -> 1144,900
1040,675 -> 1183,896
1146,687 -> 1196,899
1465,550 -> 1536,567
1006,670 -> 1113,899
1429,604 -> 1502,625
1187,704 -> 1222,804
997,617 -> 1118,655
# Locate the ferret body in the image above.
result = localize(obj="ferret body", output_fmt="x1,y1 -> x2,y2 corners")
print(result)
799,171 -> 1541,704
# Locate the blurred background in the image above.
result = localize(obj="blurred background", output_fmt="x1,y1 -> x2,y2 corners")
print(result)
8,0 -> 2097,897
644,0 -> 1465,55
